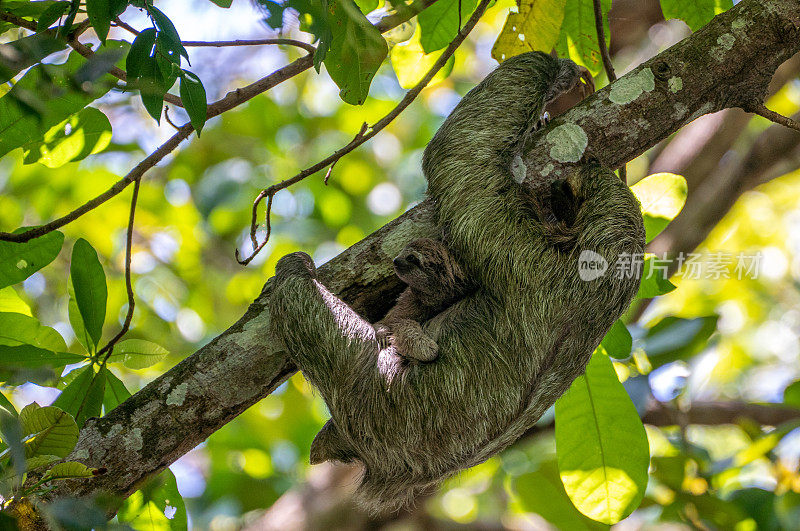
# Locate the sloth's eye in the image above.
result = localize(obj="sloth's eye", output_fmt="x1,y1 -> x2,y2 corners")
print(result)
406,254 -> 420,266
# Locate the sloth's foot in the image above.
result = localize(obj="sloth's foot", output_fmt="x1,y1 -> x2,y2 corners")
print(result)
395,331 -> 439,362
275,251 -> 317,283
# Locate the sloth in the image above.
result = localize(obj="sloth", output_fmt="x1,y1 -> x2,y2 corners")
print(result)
374,237 -> 472,363
269,51 -> 645,513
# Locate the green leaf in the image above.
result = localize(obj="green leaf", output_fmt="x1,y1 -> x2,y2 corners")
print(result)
0,42 -> 125,161
22,107 -> 112,168
52,366 -> 106,428
0,33 -> 66,85
635,256 -> 677,299
103,370 -> 131,414
354,0 -> 377,13
784,380 -> 800,408
86,0 -> 113,43
25,454 -> 60,472
43,461 -> 101,480
642,315 -> 718,366
631,173 -> 687,243
107,339 -> 169,370
0,392 -> 16,417
555,0 -> 610,77
36,2 -> 70,31
179,70 -> 207,134
0,230 -> 64,290
139,55 -> 167,123
555,351 -> 649,524
127,28 -> 158,81
69,239 -> 107,349
207,0 -> 233,6
117,469 -> 188,531
0,1 -> 63,36
0,312 -> 68,352
0,344 -> 85,368
509,460 -> 608,530
148,6 -> 189,61
68,282 -> 93,354
418,0 -> 478,53
18,403 -> 79,458
323,0 -> 388,105
599,320 -> 632,360
492,0 -> 567,63
0,287 -> 31,316
660,0 -> 733,32
390,25 -> 454,89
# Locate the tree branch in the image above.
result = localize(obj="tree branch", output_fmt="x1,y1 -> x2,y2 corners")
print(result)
48,0 -> 800,510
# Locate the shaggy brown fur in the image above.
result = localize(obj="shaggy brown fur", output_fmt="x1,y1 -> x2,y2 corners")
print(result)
269,51 -> 645,514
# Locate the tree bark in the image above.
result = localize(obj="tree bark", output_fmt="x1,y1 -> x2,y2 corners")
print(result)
52,0 -> 800,506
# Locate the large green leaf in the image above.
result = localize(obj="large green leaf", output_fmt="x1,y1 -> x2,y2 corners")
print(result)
107,339 -> 169,370
599,320 -> 632,360
0,287 -> 31,316
179,70 -> 207,134
555,351 -> 649,524
660,0 -> 733,32
510,460 -> 608,529
69,239 -> 107,349
23,107 -> 113,168
117,469 -> 188,531
390,25 -> 455,89
43,461 -> 102,480
0,344 -> 85,368
52,365 -> 106,428
418,0 -> 478,54
18,403 -> 79,458
0,42 -> 126,161
492,0 -> 567,63
635,256 -> 677,299
631,173 -> 687,243
0,230 -> 64,289
0,312 -> 68,352
642,315 -> 718,367
323,0 -> 388,105
555,0 -> 610,77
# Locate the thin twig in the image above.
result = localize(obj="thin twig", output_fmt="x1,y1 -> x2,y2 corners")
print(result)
163,107 -> 181,130
235,0 -> 493,265
748,103 -> 800,132
112,17 -> 139,36
591,0 -> 626,182
182,38 -> 316,53
97,178 -> 141,361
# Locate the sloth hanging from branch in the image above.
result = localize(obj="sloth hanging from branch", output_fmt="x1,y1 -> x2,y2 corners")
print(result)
269,51 -> 646,513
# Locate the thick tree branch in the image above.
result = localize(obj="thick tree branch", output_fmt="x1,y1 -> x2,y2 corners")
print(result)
50,0 -> 800,509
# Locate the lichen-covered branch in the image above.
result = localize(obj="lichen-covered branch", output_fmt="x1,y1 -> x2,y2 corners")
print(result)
52,0 -> 800,507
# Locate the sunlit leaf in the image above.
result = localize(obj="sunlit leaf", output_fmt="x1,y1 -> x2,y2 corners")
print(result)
117,469 -> 188,531
180,70 -> 207,134
660,0 -> 733,32
390,25 -> 454,89
22,107 -> 112,168
0,287 -> 31,316
784,380 -> 800,408
492,0 -> 567,63
18,403 -> 79,458
0,312 -> 68,352
418,0 -> 478,53
600,320 -> 632,360
0,392 -> 17,417
555,351 -> 649,524
0,230 -> 64,290
69,239 -> 107,349
323,0 -> 388,105
52,365 -> 106,428
107,339 -> 169,369
555,0 -> 610,77
631,173 -> 687,243
635,256 -> 677,299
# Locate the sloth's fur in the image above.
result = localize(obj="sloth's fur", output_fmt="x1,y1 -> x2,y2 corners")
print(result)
269,51 -> 645,514
374,238 -> 471,362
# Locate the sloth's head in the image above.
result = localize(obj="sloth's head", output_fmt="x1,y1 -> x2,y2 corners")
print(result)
393,238 -> 467,307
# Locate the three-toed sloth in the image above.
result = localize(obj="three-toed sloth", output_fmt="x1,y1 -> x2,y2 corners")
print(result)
269,51 -> 645,513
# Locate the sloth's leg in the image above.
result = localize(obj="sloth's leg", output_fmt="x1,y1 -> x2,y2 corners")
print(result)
270,252 -> 378,391
386,319 -> 438,362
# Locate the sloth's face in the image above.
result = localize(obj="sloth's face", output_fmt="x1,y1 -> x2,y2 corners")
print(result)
392,238 -> 456,295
